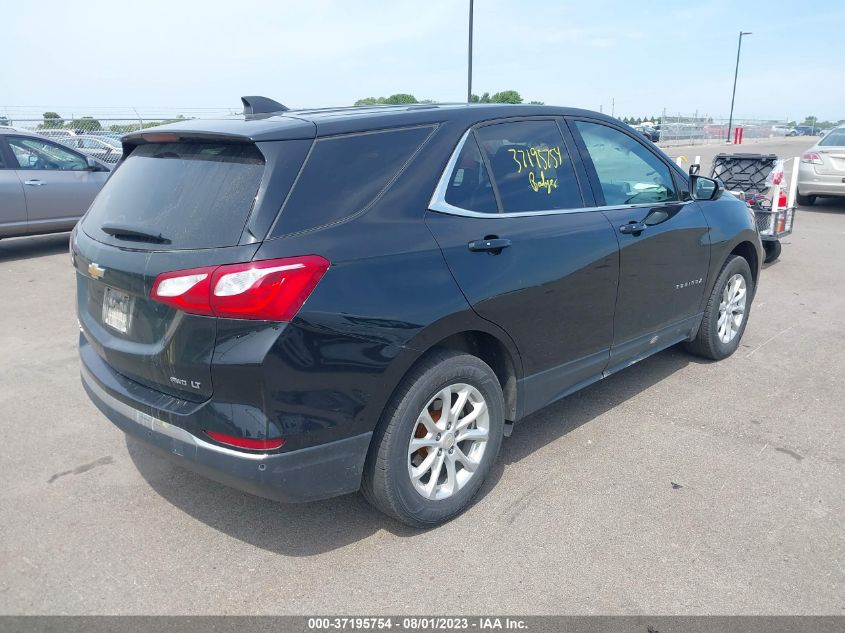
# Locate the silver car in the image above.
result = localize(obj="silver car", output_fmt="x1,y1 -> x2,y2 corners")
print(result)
797,126 -> 845,205
64,135 -> 123,164
0,129 -> 111,240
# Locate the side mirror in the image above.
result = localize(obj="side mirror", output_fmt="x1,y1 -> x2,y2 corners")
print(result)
690,174 -> 723,201
86,156 -> 107,171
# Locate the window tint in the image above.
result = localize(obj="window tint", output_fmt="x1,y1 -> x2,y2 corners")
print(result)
82,142 -> 265,250
443,135 -> 497,213
8,136 -> 87,170
474,120 -> 582,212
274,126 -> 433,236
574,121 -> 678,206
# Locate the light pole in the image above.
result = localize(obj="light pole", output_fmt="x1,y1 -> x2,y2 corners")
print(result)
467,0 -> 474,102
727,31 -> 751,143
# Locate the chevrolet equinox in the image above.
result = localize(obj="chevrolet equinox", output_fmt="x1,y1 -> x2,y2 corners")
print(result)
74,97 -> 763,527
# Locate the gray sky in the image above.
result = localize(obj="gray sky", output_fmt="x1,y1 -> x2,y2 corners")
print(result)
2,0 -> 842,122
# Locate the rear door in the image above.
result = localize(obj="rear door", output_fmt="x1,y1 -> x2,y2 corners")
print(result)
568,118 -> 710,370
426,118 -> 619,415
6,135 -> 108,231
75,139 -> 309,402
0,139 -> 28,234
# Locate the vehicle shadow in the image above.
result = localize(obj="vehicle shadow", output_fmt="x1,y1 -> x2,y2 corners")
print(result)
796,197 -> 845,215
127,345 -> 696,556
0,232 -> 70,263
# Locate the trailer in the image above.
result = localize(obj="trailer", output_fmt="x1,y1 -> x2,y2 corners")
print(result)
711,153 -> 797,263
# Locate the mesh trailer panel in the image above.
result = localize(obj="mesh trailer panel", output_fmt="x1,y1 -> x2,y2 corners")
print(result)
711,153 -> 779,196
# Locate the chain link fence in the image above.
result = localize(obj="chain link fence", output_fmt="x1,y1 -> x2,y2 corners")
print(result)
0,107 -> 236,164
0,106 -> 817,161
653,113 -> 797,147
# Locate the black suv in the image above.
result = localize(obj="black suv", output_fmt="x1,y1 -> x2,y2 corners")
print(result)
74,98 -> 762,527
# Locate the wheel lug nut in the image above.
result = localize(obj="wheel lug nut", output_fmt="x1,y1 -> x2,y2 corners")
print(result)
436,433 -> 441,440
448,448 -> 454,454
438,448 -> 443,455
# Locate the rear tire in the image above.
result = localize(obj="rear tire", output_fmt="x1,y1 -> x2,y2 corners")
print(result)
685,255 -> 754,360
763,240 -> 782,263
362,350 -> 504,528
796,191 -> 815,206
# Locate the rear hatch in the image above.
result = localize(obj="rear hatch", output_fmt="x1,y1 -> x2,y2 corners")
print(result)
75,138 -> 302,402
814,130 -> 845,175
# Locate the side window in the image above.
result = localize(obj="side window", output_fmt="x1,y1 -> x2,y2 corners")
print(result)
475,120 -> 582,212
574,121 -> 678,206
7,137 -> 87,171
273,125 -> 434,236
443,135 -> 498,213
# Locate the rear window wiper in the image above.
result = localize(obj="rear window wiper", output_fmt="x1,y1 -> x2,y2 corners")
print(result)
101,224 -> 170,244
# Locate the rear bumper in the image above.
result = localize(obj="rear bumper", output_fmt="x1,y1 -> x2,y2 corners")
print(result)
798,169 -> 845,197
80,358 -> 372,503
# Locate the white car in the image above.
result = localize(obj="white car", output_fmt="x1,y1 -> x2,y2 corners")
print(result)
797,126 -> 845,205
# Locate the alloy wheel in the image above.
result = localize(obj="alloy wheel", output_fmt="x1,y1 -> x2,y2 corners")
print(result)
717,273 -> 747,343
407,383 -> 490,501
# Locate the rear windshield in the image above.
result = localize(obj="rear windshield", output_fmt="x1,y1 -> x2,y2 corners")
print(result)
82,142 -> 265,250
819,129 -> 845,146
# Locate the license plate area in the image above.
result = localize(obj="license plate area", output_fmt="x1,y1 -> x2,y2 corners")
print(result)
102,287 -> 132,333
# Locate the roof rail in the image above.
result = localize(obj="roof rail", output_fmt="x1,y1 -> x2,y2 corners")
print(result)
241,96 -> 289,120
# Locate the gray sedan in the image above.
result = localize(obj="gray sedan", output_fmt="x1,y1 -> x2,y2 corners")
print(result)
0,129 -> 111,240
797,126 -> 845,205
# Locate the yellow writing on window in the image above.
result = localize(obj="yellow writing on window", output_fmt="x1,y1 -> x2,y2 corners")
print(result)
528,171 -> 558,194
508,146 -> 563,173
507,145 -> 564,194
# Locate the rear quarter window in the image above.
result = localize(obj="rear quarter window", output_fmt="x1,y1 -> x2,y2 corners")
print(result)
271,125 -> 435,236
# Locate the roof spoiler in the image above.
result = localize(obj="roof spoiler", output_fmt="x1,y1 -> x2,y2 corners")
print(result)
241,96 -> 289,120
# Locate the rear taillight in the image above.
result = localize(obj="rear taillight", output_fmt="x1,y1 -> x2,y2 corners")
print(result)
150,267 -> 216,316
205,430 -> 285,451
150,256 -> 329,321
801,152 -> 822,164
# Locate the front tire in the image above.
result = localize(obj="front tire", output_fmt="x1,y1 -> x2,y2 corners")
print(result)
362,350 -> 504,527
763,240 -> 782,263
685,255 -> 754,360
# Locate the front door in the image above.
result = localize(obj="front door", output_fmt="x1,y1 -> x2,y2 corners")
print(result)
569,119 -> 711,371
6,135 -> 107,233
426,118 -> 619,416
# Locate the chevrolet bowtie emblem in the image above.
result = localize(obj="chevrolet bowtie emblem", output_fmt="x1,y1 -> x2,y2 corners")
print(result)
88,262 -> 105,279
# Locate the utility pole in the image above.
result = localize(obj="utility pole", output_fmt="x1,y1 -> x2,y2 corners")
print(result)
467,0 -> 474,103
727,31 -> 752,142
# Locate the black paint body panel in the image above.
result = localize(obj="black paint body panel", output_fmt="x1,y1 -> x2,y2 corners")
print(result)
75,103 -> 763,502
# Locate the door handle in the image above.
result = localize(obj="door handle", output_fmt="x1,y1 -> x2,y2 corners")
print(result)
24,179 -> 45,186
619,221 -> 646,235
468,237 -> 511,253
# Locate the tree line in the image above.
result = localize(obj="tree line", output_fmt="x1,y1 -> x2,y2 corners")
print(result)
354,90 -> 541,106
